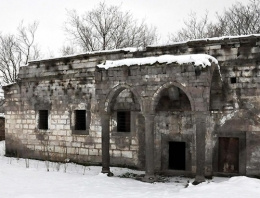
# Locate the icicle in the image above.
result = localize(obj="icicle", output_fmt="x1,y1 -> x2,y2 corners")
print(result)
217,64 -> 223,82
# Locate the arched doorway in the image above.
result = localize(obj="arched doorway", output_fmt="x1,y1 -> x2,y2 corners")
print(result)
101,85 -> 142,173
153,84 -> 193,174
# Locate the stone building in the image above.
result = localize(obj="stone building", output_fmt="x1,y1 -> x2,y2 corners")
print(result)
4,34 -> 260,183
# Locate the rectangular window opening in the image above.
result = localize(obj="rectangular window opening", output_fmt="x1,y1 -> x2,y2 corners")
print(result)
117,111 -> 131,132
75,110 -> 86,130
39,110 -> 48,130
169,141 -> 186,170
230,77 -> 237,84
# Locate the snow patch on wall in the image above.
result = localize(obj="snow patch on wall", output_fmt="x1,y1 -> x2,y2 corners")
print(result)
181,82 -> 187,87
233,91 -> 239,109
97,54 -> 218,69
219,111 -> 237,126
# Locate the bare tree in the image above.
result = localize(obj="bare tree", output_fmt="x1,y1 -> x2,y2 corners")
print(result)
215,0 -> 260,36
17,21 -> 40,64
0,21 -> 40,85
0,34 -> 22,84
60,45 -> 76,56
65,2 -> 158,52
168,12 -> 211,42
169,0 -> 260,42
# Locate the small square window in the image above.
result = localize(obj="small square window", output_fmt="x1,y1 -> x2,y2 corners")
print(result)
230,77 -> 237,84
39,110 -> 48,130
117,111 -> 130,132
75,110 -> 86,130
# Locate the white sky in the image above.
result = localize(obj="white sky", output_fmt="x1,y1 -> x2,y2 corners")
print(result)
0,0 -> 251,57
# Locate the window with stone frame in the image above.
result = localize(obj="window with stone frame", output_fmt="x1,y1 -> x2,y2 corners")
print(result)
117,111 -> 131,132
38,110 -> 48,130
75,110 -> 86,130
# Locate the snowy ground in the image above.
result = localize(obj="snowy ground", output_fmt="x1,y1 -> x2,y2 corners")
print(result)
0,141 -> 259,198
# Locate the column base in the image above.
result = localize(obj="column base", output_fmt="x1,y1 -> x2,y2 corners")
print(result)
142,175 -> 157,183
101,168 -> 114,177
101,167 -> 109,173
192,175 -> 205,185
102,167 -> 110,173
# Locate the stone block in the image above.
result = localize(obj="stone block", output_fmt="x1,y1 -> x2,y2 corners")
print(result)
110,144 -> 116,150
71,142 -> 81,147
95,144 -> 102,149
79,148 -> 89,155
49,136 -> 57,141
112,150 -> 121,157
89,149 -> 99,156
121,151 -> 133,158
131,139 -> 137,145
27,144 -> 35,150
54,146 -> 63,153
28,124 -> 35,129
65,136 -> 72,142
55,125 -> 64,130
67,147 -> 76,154
63,125 -> 70,130
23,124 -> 29,129
130,145 -> 138,150
58,119 -> 67,124
94,138 -> 101,143
35,145 -> 43,151
76,136 -> 86,142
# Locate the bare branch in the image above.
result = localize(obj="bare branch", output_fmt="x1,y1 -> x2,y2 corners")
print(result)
0,21 -> 40,85
64,2 -> 158,52
168,0 -> 260,42
17,21 -> 40,64
168,11 -> 211,42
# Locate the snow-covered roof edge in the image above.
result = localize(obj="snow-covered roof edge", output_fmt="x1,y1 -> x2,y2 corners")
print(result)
97,54 -> 218,69
1,82 -> 17,94
28,34 -> 260,65
2,82 -> 17,87
149,34 -> 260,48
28,47 -> 142,64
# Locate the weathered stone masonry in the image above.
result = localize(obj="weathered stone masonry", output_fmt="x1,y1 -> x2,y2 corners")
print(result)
4,35 -> 260,182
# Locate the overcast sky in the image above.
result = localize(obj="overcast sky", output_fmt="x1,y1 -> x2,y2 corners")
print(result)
0,0 -> 251,57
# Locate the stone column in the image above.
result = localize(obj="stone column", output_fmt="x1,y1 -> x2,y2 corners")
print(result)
142,113 -> 156,182
101,112 -> 110,174
193,111 -> 207,184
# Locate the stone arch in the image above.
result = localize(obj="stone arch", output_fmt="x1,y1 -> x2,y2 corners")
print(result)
151,82 -> 195,113
104,83 -> 142,113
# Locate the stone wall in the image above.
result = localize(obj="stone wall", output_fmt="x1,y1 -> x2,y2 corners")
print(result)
95,61 -> 215,173
4,57 -> 100,164
4,35 -> 260,177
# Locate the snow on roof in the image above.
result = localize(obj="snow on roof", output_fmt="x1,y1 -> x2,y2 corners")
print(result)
0,113 -> 4,118
150,34 -> 260,48
28,47 -> 141,63
27,34 -> 260,65
97,54 -> 218,69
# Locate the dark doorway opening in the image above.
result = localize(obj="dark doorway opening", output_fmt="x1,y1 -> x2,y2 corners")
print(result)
169,141 -> 186,170
218,137 -> 239,173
